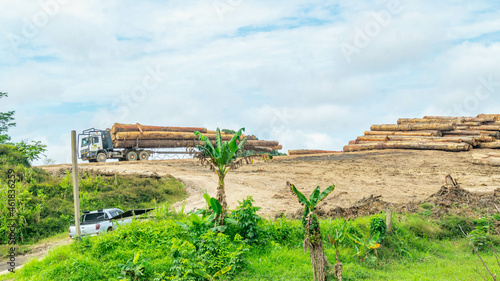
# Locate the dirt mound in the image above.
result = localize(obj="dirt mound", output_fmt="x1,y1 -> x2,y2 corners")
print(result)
325,195 -> 394,219
314,175 -> 500,220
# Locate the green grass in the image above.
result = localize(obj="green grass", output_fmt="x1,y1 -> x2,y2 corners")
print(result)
6,211 -> 500,281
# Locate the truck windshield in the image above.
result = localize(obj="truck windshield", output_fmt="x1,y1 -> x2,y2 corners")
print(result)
81,137 -> 90,147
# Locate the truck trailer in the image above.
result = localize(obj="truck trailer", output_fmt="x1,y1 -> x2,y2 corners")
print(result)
78,123 -> 282,162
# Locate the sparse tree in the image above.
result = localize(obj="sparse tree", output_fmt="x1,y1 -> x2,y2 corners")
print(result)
0,92 -> 16,144
194,128 -> 252,225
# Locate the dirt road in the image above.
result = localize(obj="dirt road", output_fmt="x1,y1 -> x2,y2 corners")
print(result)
39,149 -> 500,218
0,238 -> 72,276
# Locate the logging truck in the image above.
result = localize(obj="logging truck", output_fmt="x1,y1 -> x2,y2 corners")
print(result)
79,124 -> 282,162
79,128 -> 152,162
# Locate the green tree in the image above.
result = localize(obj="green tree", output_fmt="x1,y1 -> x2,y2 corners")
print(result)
194,128 -> 252,225
0,92 -> 16,144
289,181 -> 335,281
0,92 -> 47,163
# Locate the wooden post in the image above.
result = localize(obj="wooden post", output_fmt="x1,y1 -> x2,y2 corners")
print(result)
386,209 -> 393,234
71,130 -> 81,238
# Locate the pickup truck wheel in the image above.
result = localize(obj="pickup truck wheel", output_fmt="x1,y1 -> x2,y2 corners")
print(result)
107,227 -> 113,232
139,151 -> 149,161
126,151 -> 138,161
97,152 -> 107,163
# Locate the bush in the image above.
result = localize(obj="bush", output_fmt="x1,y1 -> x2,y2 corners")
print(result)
439,215 -> 475,238
370,216 -> 387,243
0,144 -> 30,167
232,196 -> 262,244
403,215 -> 443,239
261,218 -> 303,247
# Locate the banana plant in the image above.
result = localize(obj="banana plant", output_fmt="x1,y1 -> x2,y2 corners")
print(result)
327,220 -> 348,281
178,193 -> 236,234
327,219 -> 348,259
347,231 -> 382,261
194,128 -> 252,225
289,182 -> 334,224
289,182 -> 335,281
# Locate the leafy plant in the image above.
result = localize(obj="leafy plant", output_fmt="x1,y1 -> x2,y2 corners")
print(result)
289,182 -> 335,281
168,232 -> 248,280
369,216 -> 386,243
178,193 -> 237,236
347,231 -> 382,261
118,252 -> 149,281
16,140 -> 47,162
193,266 -> 232,281
327,219 -> 348,281
232,196 -> 262,244
194,128 -> 252,225
469,225 -> 490,252
0,92 -> 15,144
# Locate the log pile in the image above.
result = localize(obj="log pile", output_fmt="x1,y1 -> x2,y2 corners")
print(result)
472,152 -> 500,166
288,149 -> 340,156
344,114 -> 500,152
110,123 -> 282,153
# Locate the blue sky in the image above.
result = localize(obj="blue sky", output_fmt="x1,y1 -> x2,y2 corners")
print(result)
1,0 -> 500,164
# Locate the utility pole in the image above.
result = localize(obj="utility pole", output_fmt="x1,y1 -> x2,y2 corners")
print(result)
71,130 -> 81,237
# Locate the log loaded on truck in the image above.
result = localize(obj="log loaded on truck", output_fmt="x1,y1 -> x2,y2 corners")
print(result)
79,123 -> 282,162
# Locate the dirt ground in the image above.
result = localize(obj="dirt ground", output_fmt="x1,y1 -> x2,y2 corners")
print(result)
39,149 -> 500,218
0,238 -> 72,276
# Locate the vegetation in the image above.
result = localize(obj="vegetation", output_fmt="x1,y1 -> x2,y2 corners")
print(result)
0,92 -> 47,162
0,146 -> 186,247
6,206 -> 500,281
289,182 -> 335,280
0,92 -> 15,144
194,128 -> 252,224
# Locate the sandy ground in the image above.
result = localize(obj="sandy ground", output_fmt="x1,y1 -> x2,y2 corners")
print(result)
39,149 -> 500,218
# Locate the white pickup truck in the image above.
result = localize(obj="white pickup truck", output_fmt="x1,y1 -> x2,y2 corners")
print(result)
68,208 -> 132,238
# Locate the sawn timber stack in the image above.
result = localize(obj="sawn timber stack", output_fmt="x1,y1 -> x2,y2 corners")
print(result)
345,114 -> 500,152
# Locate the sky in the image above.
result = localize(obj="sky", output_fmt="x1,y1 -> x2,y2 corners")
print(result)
1,0 -> 500,165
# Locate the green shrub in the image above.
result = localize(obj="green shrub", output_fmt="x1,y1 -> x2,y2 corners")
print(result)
469,225 -> 490,251
370,216 -> 387,243
0,144 -> 30,167
403,215 -> 443,239
261,218 -> 303,247
167,231 -> 248,279
232,196 -> 262,244
439,215 -> 475,238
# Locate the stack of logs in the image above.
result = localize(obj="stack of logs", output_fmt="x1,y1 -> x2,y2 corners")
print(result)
472,152 -> 500,166
344,114 -> 500,152
110,123 -> 282,153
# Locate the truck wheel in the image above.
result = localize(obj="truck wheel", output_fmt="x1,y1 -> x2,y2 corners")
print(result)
139,151 -> 149,161
97,152 -> 107,163
126,151 -> 138,161
107,227 -> 113,232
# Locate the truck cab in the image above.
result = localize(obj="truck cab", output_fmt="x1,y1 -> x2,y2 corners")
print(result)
79,128 -> 149,162
79,129 -> 114,162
